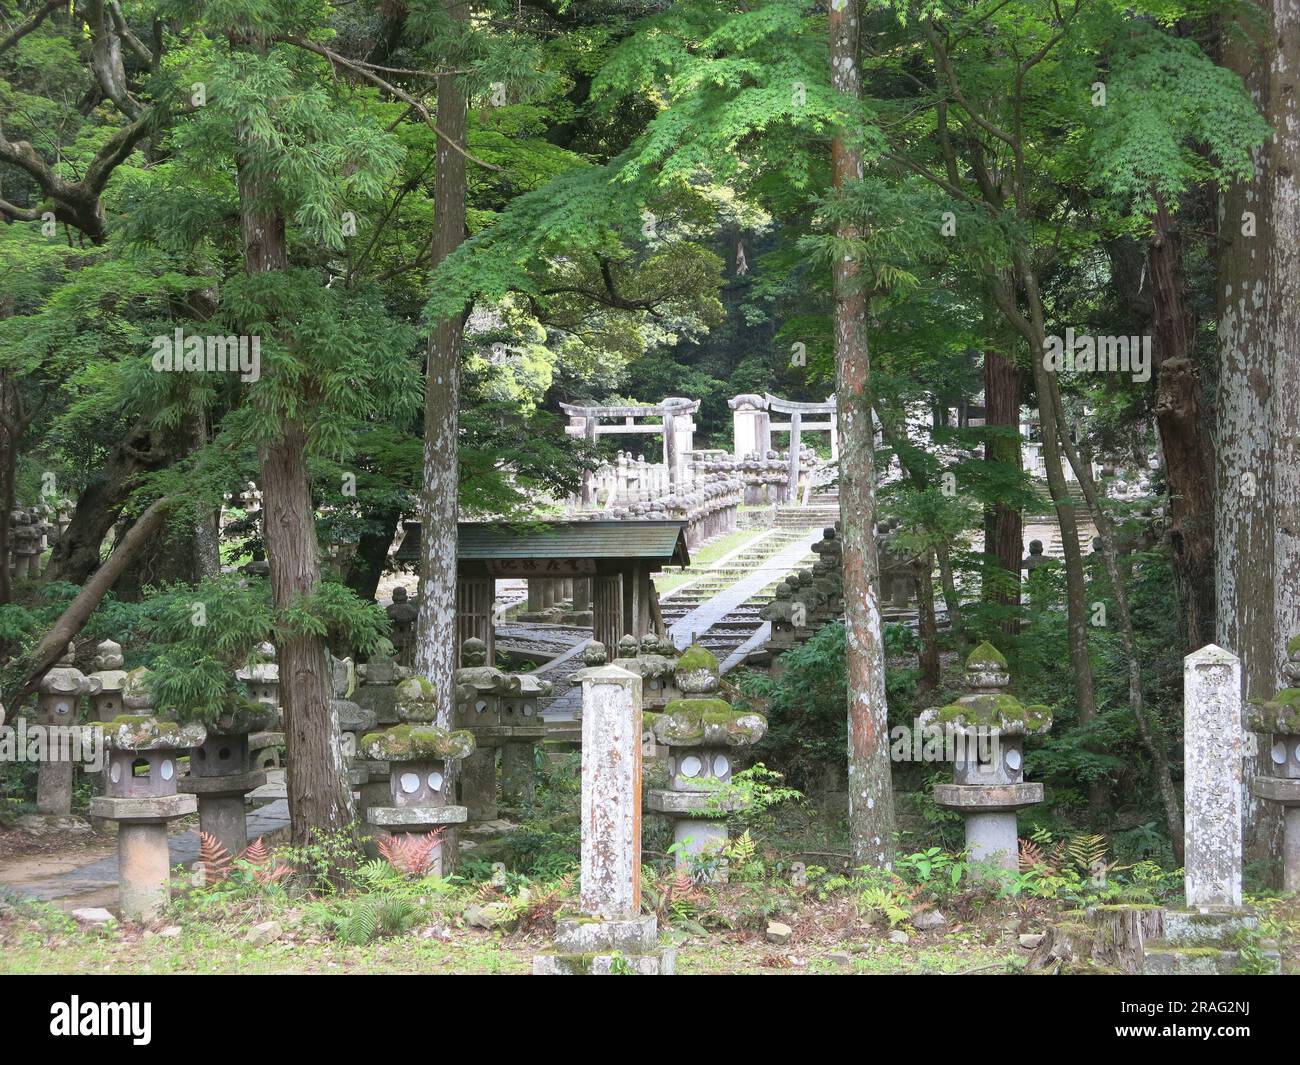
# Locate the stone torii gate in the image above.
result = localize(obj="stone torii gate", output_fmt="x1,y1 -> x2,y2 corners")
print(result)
561,397 -> 699,505
762,394 -> 838,499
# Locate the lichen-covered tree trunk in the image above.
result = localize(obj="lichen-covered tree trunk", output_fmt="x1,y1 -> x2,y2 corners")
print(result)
1271,0 -> 1300,699
414,0 -> 470,864
1218,10 -> 1281,863
831,0 -> 894,869
1148,198 -> 1215,651
238,156 -> 353,849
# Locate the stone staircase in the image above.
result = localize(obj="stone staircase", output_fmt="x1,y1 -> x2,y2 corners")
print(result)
658,528 -> 817,663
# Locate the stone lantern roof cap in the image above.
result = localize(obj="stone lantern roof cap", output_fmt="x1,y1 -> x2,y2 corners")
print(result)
91,715 -> 207,751
359,723 -> 475,763
917,643 -> 1052,737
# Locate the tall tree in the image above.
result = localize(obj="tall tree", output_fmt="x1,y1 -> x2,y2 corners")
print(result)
832,0 -> 895,869
1217,2 -> 1283,862
415,0 -> 471,860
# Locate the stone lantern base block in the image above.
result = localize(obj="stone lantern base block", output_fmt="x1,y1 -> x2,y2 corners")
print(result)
1253,775 -> 1300,806
646,788 -> 746,816
932,782 -> 1043,812
556,914 -> 659,954
1142,907 -> 1278,975
180,770 -> 266,798
532,949 -> 676,976
366,805 -> 467,829
90,793 -> 197,823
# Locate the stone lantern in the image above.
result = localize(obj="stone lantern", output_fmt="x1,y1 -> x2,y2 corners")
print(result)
920,643 -> 1052,871
499,672 -> 552,808
12,511 -> 42,581
631,632 -> 680,711
355,645 -> 409,727
236,642 -> 283,771
181,700 -> 275,857
1248,635 -> 1300,892
453,637 -> 522,822
645,644 -> 767,877
35,646 -> 101,817
87,639 -> 129,721
330,654 -> 377,793
360,676 -> 474,876
89,673 -> 206,920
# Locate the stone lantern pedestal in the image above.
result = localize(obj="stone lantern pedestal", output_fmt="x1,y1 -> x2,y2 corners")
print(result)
89,714 -> 206,920
1248,636 -> 1300,892
181,705 -> 275,856
920,643 -> 1051,873
644,644 -> 767,879
360,676 -> 474,876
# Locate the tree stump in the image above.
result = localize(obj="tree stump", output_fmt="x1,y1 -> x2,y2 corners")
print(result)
1025,906 -> 1164,974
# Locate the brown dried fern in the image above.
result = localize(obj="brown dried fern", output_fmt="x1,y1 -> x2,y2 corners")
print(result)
199,831 -> 233,885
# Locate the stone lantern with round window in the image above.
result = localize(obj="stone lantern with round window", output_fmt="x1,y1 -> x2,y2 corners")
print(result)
645,643 -> 767,879
360,675 -> 474,875
919,643 -> 1052,872
89,679 -> 206,921
1248,635 -> 1300,892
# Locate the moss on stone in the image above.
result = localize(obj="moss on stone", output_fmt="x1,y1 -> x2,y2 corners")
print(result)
931,693 -> 1052,733
965,641 -> 1008,669
1246,692 -> 1300,734
360,723 -> 475,762
675,644 -> 719,674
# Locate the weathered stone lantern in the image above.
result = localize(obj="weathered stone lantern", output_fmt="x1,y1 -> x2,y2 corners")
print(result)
236,642 -> 283,771
181,701 -> 274,857
35,645 -> 101,817
645,644 -> 767,876
453,638 -> 520,822
90,671 -> 206,920
87,640 -> 129,721
499,672 -> 552,808
360,676 -> 474,876
920,643 -> 1052,871
1249,635 -> 1300,892
631,632 -> 680,711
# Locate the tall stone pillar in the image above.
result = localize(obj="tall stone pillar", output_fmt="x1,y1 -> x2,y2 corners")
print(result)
1142,645 -> 1277,974
533,666 -> 673,974
1183,644 -> 1243,909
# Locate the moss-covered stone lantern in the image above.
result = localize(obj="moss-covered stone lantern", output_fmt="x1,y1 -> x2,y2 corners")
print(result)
360,675 -> 474,876
645,643 -> 767,877
89,671 -> 206,920
1248,634 -> 1300,892
919,643 -> 1052,872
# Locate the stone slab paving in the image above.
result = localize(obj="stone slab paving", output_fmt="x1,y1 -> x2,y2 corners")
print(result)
7,800 -> 290,903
